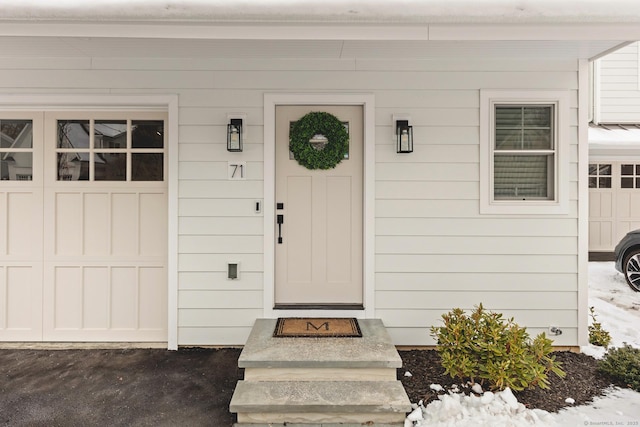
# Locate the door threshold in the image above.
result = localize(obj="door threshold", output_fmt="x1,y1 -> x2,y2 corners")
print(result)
274,304 -> 364,310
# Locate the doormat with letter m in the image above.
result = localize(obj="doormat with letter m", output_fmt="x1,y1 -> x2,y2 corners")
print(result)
273,318 -> 362,338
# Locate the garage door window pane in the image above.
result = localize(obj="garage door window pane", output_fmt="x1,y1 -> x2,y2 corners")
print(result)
132,153 -> 163,181
95,120 -> 126,149
132,121 -> 164,149
1,152 -> 32,180
95,153 -> 126,181
1,120 -> 32,149
56,118 -> 165,182
588,163 -> 612,189
58,120 -> 89,149
57,153 -> 87,181
1,119 -> 33,181
620,164 -> 640,189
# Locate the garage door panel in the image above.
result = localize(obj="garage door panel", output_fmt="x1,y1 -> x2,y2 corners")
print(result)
52,266 -> 82,330
0,265 -> 43,340
0,189 -> 43,340
7,192 -> 40,257
112,193 -> 138,256
3,111 -> 167,343
1,190 -> 42,259
589,192 -> 613,217
140,193 -> 167,257
630,194 -> 640,218
111,267 -> 138,330
616,192 -> 640,218
45,188 -> 167,341
589,221 -> 614,249
84,193 -> 110,256
139,267 -> 167,330
83,267 -> 109,329
6,267 -> 36,329
54,193 -> 82,256
45,264 -> 166,339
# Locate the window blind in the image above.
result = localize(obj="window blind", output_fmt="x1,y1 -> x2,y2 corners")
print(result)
494,106 -> 554,200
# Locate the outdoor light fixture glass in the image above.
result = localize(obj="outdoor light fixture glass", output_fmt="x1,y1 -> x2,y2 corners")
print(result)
396,119 -> 413,153
227,118 -> 243,152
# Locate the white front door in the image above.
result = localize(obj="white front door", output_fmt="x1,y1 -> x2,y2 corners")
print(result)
275,105 -> 363,308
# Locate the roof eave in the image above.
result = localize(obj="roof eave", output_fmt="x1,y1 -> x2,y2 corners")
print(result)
0,21 -> 639,43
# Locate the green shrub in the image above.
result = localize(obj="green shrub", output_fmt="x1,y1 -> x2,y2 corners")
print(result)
598,345 -> 640,392
588,306 -> 612,348
430,304 -> 565,391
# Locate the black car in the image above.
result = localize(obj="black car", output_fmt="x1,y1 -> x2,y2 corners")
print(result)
614,229 -> 640,292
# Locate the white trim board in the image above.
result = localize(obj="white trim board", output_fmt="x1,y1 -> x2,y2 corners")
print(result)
578,60 -> 590,346
263,93 -> 376,319
0,93 -> 180,350
0,22 -> 639,44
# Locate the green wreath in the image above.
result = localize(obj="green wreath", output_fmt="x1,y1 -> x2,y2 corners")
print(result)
289,111 -> 349,170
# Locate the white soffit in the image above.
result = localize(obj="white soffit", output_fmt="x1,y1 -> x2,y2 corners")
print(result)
0,1 -> 637,60
0,1 -> 639,43
589,125 -> 640,157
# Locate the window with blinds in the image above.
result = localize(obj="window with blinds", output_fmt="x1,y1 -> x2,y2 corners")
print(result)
494,105 -> 555,200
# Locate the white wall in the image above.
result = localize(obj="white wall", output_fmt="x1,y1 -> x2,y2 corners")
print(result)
598,42 -> 640,123
0,55 -> 581,346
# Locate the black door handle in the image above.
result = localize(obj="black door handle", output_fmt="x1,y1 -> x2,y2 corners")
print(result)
277,214 -> 284,244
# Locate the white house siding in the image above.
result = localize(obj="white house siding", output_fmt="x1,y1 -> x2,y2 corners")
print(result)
0,55 -> 581,347
599,42 -> 640,123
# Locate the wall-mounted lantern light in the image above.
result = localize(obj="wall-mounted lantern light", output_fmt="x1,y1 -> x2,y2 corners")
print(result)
227,118 -> 243,152
396,119 -> 413,153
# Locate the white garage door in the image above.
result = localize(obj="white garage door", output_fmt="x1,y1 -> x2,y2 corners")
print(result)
589,161 -> 640,251
0,111 -> 167,342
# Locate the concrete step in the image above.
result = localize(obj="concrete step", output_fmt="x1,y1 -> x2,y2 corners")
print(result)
231,318 -> 412,426
238,319 -> 403,370
230,380 -> 411,425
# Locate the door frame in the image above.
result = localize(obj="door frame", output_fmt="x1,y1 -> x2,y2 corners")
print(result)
263,93 -> 375,319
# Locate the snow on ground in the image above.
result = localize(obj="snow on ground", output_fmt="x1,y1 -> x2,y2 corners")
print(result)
406,262 -> 640,427
582,262 -> 640,359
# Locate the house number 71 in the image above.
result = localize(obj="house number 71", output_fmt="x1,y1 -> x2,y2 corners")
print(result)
228,162 -> 246,180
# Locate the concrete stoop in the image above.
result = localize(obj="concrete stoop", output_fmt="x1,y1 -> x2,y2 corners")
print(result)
230,318 -> 412,426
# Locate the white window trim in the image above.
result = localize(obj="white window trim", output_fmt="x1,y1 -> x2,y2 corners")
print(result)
480,89 -> 570,215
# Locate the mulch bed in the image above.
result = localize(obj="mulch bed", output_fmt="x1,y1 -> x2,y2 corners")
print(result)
398,349 -> 615,412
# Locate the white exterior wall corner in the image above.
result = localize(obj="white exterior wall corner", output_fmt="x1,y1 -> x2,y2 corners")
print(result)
578,59 -> 590,347
0,52 -> 585,348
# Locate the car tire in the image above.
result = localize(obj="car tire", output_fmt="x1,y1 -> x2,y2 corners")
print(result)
623,249 -> 640,292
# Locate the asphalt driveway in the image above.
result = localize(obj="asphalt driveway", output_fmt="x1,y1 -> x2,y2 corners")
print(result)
0,348 -> 243,426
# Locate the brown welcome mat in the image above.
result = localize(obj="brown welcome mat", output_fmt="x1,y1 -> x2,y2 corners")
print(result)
273,318 -> 362,338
